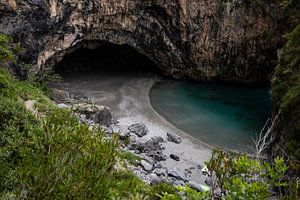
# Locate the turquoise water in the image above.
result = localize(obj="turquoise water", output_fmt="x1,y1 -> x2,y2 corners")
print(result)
150,80 -> 271,151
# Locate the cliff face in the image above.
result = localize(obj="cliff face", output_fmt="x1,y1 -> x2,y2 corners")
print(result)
0,0 -> 282,83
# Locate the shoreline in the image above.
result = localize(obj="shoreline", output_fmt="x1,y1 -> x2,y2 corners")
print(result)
57,72 -> 212,184
147,79 -> 215,151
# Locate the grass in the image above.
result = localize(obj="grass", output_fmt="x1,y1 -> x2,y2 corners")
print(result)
119,151 -> 142,166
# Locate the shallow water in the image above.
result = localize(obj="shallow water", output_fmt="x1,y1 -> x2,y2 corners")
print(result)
150,80 -> 271,151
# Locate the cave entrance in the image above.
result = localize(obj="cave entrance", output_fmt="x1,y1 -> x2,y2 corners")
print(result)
54,41 -> 160,75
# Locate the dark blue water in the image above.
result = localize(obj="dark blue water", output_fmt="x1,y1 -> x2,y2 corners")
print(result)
150,80 -> 271,151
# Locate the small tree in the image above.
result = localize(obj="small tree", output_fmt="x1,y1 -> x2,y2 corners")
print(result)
205,149 -> 288,199
253,113 -> 280,160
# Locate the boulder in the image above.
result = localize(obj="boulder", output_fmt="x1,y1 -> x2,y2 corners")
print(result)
150,153 -> 167,162
188,181 -> 205,192
170,154 -> 180,161
128,123 -> 148,137
117,131 -> 130,140
149,173 -> 162,185
134,150 -> 142,154
109,125 -> 129,140
140,160 -> 154,172
151,136 -> 164,143
155,163 -> 163,169
50,88 -> 70,103
129,138 -> 167,162
168,168 -> 188,182
57,103 -> 70,109
167,133 -> 181,144
74,103 -> 112,126
154,168 -> 168,177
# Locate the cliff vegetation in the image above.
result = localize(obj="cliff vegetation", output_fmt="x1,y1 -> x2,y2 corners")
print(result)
272,0 -> 300,161
0,34 -> 299,199
272,24 -> 300,159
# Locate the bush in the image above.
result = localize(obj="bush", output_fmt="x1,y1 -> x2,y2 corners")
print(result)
204,149 -> 291,199
272,24 -> 300,160
0,34 -> 14,63
151,182 -> 180,200
0,96 -> 40,193
119,151 -> 142,166
16,109 -> 119,199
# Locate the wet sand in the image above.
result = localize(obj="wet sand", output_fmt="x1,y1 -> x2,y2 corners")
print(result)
58,71 -> 212,184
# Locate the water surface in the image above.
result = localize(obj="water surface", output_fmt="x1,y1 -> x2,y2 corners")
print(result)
150,80 -> 271,151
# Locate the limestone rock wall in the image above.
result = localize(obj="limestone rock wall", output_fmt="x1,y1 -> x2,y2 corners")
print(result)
0,0 -> 282,83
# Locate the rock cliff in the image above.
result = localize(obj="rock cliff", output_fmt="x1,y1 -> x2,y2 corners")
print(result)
0,0 -> 282,83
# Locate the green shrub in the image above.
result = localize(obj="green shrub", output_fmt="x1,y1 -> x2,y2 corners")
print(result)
109,171 -> 152,199
151,182 -> 180,200
16,109 -> 119,199
205,149 -> 289,199
0,96 -> 41,193
0,34 -> 14,63
272,24 -> 300,160
119,151 -> 142,166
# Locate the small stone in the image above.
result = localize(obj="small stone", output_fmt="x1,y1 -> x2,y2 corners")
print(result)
151,136 -> 164,143
155,163 -> 163,169
188,181 -> 204,192
86,119 -> 95,125
154,168 -> 167,177
149,153 -> 167,162
118,131 -> 130,140
128,123 -> 148,137
127,135 -> 137,145
202,165 -> 210,176
149,173 -> 161,185
57,103 -> 70,109
134,150 -> 141,154
103,126 -> 113,134
205,178 -> 213,186
111,118 -> 119,125
170,154 -> 180,161
167,133 -> 181,144
140,160 -> 154,172
185,168 -> 192,174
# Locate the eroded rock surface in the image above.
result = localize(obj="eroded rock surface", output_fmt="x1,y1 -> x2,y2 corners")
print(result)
128,123 -> 148,137
0,0 -> 282,83
74,103 -> 112,126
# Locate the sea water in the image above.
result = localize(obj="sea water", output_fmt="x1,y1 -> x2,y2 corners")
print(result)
150,80 -> 271,151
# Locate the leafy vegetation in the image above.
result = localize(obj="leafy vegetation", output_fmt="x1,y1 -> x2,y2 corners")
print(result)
272,24 -> 300,160
0,34 -> 15,62
205,150 -> 290,199
119,151 -> 142,166
159,149 -> 298,199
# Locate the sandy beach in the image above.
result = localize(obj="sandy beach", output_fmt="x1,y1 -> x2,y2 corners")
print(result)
58,71 -> 212,184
